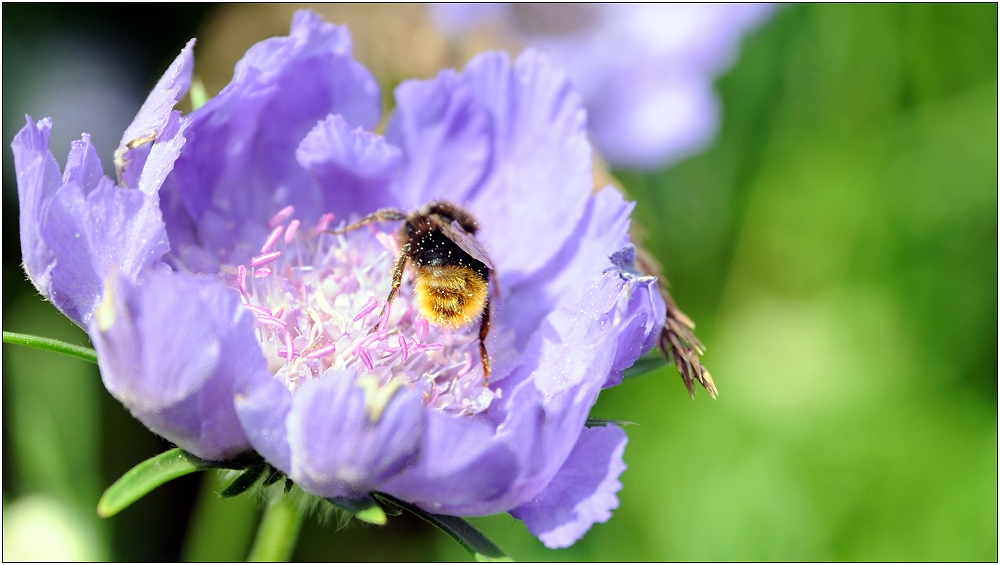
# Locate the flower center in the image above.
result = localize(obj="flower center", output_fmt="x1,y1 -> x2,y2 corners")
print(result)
224,206 -> 496,417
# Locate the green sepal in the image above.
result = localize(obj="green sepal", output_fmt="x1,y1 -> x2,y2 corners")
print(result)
585,418 -> 636,428
284,477 -> 294,494
220,461 -> 267,498
98,448 -> 213,517
262,467 -> 285,487
326,494 -> 388,525
373,493 -> 511,562
3,331 -> 98,364
622,352 -> 667,380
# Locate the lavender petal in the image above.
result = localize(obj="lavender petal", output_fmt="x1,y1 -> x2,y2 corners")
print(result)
166,11 -> 380,268
12,116 -> 61,298
89,272 -> 262,460
286,373 -> 425,497
297,114 -> 404,221
510,424 -> 628,549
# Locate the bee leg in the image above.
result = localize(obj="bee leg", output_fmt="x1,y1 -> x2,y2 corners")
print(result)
369,243 -> 410,335
327,208 -> 407,235
478,297 -> 491,382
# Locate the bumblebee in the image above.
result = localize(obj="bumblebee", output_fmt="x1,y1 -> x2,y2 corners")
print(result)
331,201 -> 494,378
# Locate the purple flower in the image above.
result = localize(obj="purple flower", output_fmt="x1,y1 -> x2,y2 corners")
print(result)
13,11 -> 667,548
431,3 -> 774,169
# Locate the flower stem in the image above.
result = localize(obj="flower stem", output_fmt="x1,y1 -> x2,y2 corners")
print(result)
2,331 -> 98,363
246,493 -> 304,562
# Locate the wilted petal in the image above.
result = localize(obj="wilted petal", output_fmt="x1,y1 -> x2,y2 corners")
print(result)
287,373 -> 424,498
605,246 -> 666,387
89,272 -> 263,460
510,424 -> 628,549
116,40 -> 194,189
297,114 -> 403,220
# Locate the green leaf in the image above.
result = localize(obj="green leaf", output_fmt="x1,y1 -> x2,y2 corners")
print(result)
326,494 -> 388,525
3,331 -> 98,364
220,462 -> 267,498
373,493 -> 511,562
97,448 -> 212,517
622,352 -> 667,380
585,418 -> 636,428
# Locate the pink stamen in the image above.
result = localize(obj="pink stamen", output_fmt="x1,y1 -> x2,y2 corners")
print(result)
377,300 -> 393,337
306,344 -> 336,359
268,205 -> 294,228
284,332 -> 294,361
398,334 -> 409,363
316,212 -> 335,232
353,296 -> 378,322
414,315 -> 429,341
244,304 -> 271,317
251,251 -> 281,267
375,231 -> 400,256
258,317 -> 287,331
411,341 -> 442,354
352,333 -> 380,355
237,265 -> 247,296
358,349 -> 374,371
261,226 -> 284,253
456,353 -> 474,378
284,219 -> 300,243
254,267 -> 272,278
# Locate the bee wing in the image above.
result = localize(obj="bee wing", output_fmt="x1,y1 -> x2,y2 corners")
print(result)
438,219 -> 495,270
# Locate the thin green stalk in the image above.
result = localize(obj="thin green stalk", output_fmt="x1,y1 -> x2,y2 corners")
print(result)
3,331 -> 98,364
246,494 -> 304,562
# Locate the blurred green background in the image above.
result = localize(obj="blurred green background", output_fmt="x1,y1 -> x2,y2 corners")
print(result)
3,4 -> 996,561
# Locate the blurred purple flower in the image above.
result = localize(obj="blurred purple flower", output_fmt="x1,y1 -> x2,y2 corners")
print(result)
13,11 -> 668,548
431,3 -> 774,169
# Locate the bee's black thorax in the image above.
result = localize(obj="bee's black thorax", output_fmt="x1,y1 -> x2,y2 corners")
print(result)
402,202 -> 489,281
